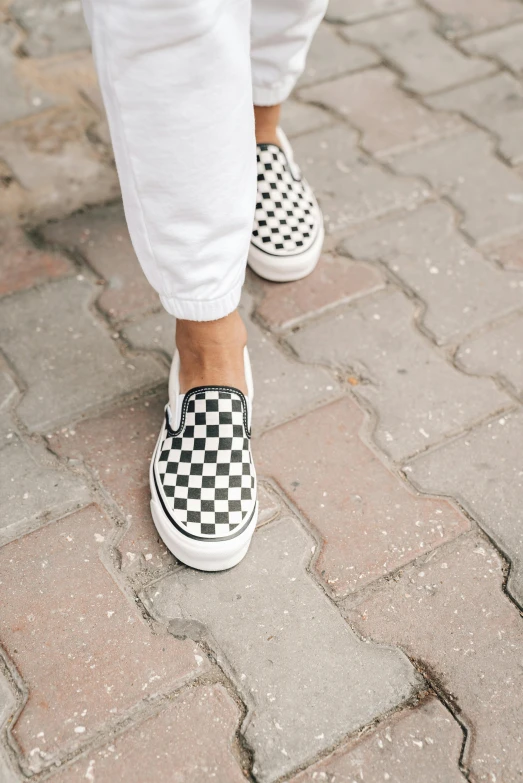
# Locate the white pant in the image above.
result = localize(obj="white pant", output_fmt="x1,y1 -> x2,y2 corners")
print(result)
82,0 -> 327,320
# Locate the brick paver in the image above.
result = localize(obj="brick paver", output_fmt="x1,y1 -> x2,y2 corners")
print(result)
1,1 -> 523,780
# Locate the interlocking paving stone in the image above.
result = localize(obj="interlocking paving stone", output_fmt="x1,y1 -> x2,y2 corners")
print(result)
294,697 -> 466,783
255,250 -> 383,330
54,684 -> 245,783
300,68 -> 467,159
0,223 -> 72,296
326,0 -> 414,24
145,516 -> 420,783
424,0 -> 523,38
343,202 -> 523,344
488,235 -> 523,270
255,398 -> 469,598
11,0 -> 91,57
407,410 -> 523,607
429,73 -> 523,165
0,670 -> 20,783
344,9 -> 494,94
0,358 -> 19,439
0,23 -> 54,125
462,22 -> 523,75
457,315 -> 523,397
0,276 -> 164,432
287,289 -> 510,460
343,532 -> 523,783
0,504 -> 205,774
0,432 -> 89,546
393,131 -> 523,245
42,204 -> 158,321
298,22 -> 379,87
292,125 -> 429,235
123,294 -> 340,433
0,108 -> 119,224
281,99 -> 332,138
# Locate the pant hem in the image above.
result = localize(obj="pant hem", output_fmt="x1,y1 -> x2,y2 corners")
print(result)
252,80 -> 294,106
159,279 -> 243,321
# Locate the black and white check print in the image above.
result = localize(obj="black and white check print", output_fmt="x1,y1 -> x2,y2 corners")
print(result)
251,143 -> 320,257
153,388 -> 256,541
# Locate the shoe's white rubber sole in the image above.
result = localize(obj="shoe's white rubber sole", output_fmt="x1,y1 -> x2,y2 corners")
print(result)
247,222 -> 324,283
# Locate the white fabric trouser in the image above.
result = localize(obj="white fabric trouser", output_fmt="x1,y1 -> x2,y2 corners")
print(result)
82,0 -> 327,320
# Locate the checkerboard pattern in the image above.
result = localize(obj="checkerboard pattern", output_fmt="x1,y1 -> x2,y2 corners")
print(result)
155,389 -> 256,539
251,143 -> 320,257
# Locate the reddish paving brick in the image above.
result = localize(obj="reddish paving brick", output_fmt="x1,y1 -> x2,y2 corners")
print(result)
55,684 -> 245,783
255,250 -> 383,330
425,0 -> 523,38
300,68 -> 466,159
42,204 -> 157,321
488,235 -> 523,271
294,697 -> 466,783
255,398 -> 469,598
0,223 -> 71,296
343,532 -> 523,783
0,505 -> 204,774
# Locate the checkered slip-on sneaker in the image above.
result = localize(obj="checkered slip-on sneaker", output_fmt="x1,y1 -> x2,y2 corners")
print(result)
248,127 -> 324,282
149,348 -> 257,571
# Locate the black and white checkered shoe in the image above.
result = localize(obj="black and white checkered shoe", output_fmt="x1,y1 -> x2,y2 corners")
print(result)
150,348 -> 257,571
248,127 -> 324,282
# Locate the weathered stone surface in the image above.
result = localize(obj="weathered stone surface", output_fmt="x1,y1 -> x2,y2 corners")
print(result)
393,131 -> 523,245
0,432 -> 89,546
425,0 -> 523,38
54,685 -> 245,783
281,99 -> 332,139
343,202 -> 523,344
146,516 -> 419,783
343,532 -> 523,783
123,294 -> 340,433
0,505 -> 205,773
0,223 -> 72,296
0,277 -> 164,432
0,108 -> 119,224
0,23 -> 54,124
255,398 -> 469,597
429,73 -> 523,165
300,68 -> 466,158
294,697 -> 466,783
0,671 -> 21,783
457,315 -> 523,397
11,0 -> 91,57
292,125 -> 429,235
0,356 -> 19,439
288,289 -> 510,460
298,22 -> 378,87
42,204 -> 158,320
344,9 -> 494,94
487,235 -> 523,270
255,250 -> 383,330
326,0 -> 414,24
407,409 -> 523,607
462,22 -> 523,74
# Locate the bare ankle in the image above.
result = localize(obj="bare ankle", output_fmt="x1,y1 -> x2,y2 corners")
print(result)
254,103 -> 281,146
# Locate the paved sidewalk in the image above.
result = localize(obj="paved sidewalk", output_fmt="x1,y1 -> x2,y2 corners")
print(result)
1,1 -> 523,781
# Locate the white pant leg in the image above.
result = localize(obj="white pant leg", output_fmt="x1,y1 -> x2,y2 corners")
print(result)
251,0 -> 328,106
82,0 -> 255,321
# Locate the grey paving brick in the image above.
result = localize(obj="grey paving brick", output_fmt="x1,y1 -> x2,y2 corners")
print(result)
429,73 -> 523,165
0,277 -> 164,432
456,315 -> 523,397
392,131 -> 523,245
407,410 -> 523,607
343,202 -> 523,344
0,675 -> 19,783
299,67 -> 467,159
343,9 -> 494,94
287,289 -> 510,460
462,22 -> 523,75
424,0 -> 523,39
11,0 -> 91,57
145,516 -> 420,783
281,99 -> 332,139
292,125 -> 430,235
298,23 -> 378,87
0,433 -> 90,546
0,360 -> 18,439
0,23 -> 54,125
326,0 -> 414,24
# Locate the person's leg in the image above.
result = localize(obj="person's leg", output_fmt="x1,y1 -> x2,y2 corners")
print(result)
82,0 -> 255,393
